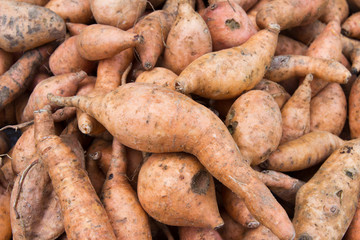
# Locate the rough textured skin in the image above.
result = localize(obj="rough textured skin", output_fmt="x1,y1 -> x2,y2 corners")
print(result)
21,71 -> 87,122
90,0 -> 146,30
48,82 -> 295,240
34,109 -> 116,240
225,90 -> 282,165
208,0 -> 259,11
293,139 -> 360,240
342,12 -> 360,39
200,1 -> 257,51
310,83 -> 347,136
50,36 -> 97,75
164,3 -> 212,74
45,0 -> 92,24
0,43 -> 56,111
253,79 -> 290,109
262,131 -> 344,172
344,200 -> 360,240
280,74 -> 312,144
136,67 -> 177,90
222,187 -> 259,228
138,153 -> 223,228
218,211 -> 245,240
0,1 -> 65,52
0,187 -> 11,240
350,77 -> 360,138
243,225 -> 279,240
134,10 -> 175,70
264,55 -> 350,85
76,24 -> 143,61
319,0 -> 349,23
179,226 -> 223,240
275,35 -> 308,56
101,141 -> 151,239
175,25 -> 280,99
255,0 -> 329,30
0,50 -> 13,76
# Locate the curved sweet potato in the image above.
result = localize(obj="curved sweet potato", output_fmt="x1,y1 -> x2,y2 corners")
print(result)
342,12 -> 360,39
45,0 -> 92,24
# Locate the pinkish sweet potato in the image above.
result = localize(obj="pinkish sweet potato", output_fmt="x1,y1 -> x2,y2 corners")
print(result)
179,226 -> 223,240
319,0 -> 349,23
275,35 -> 308,56
45,0 -> 92,24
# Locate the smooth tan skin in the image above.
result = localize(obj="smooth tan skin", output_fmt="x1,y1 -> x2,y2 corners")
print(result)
0,1 -> 65,52
262,131 -> 345,172
136,67 -> 177,90
310,83 -> 347,136
48,83 -> 295,240
101,140 -> 151,240
276,35 -> 308,56
164,3 -> 212,74
342,12 -> 360,39
34,109 -> 116,240
200,1 -> 257,51
319,0 -> 349,23
0,50 -> 13,76
350,77 -> 360,138
280,74 -> 312,144
91,0 -> 146,30
218,211 -> 246,240
243,225 -> 279,240
45,0 -> 92,24
175,25 -> 280,99
138,153 -> 223,228
293,139 -> 360,239
253,79 -> 290,109
50,36 -> 97,75
256,0 -> 329,30
179,227 -> 223,240
222,187 -> 259,228
226,90 -> 282,165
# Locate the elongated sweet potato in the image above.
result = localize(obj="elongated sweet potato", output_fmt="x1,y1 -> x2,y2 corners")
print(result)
164,2 -> 212,74
0,1 -> 65,52
255,0 -> 328,30
225,90 -> 282,165
179,226 -> 223,240
261,131 -> 344,172
34,108 -> 116,239
45,0 -> 92,24
253,79 -> 290,109
175,24 -> 280,99
293,139 -> 360,239
136,67 -> 177,90
48,82 -> 295,240
101,140 -> 151,239
350,76 -> 360,138
200,1 -> 257,51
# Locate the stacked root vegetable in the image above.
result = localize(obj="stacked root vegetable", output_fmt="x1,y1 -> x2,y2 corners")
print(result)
3,0 -> 360,239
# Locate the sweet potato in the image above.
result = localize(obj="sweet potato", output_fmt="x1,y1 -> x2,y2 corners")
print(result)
280,74 -> 312,144
222,187 -> 259,228
48,82 -> 295,240
264,55 -> 351,85
284,19 -> 325,45
163,0 -> 195,16
342,12 -> 360,39
350,76 -> 360,138
164,2 -> 212,74
90,0 -> 147,30
76,24 -> 143,61
310,83 -> 347,135
45,0 -> 92,24
253,79 -> 290,109
255,0 -> 328,30
225,90 -> 282,165
261,131 -> 344,172
208,0 -> 259,11
243,225 -> 279,240
275,35 -> 308,56
136,67 -> 177,90
134,10 -> 174,70
319,0 -> 349,23
66,23 -> 88,36
175,24 -> 280,99
0,1 -> 65,52
293,139 -> 360,239
86,150 -> 106,196
0,179 -> 11,240
34,108 -> 116,239
344,200 -> 360,240
29,72 -> 50,92
0,50 -> 13,76
218,211 -> 246,240
0,43 -> 56,111
49,36 -> 97,75
200,1 -> 257,51
7,0 -> 49,5
179,226 -> 223,240
101,140 -> 151,239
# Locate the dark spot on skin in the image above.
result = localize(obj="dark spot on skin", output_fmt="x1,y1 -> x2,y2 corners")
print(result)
225,19 -> 240,30
0,86 -> 11,108
345,170 -> 354,179
191,170 -> 210,195
0,15 -> 7,25
336,190 -> 343,199
3,34 -> 14,41
28,8 -> 39,20
179,175 -> 184,180
27,24 -> 41,34
298,233 -> 313,240
210,4 -> 217,10
259,160 -> 269,169
340,146 -> 353,154
162,165 -> 168,170
16,25 -> 24,40
227,121 -> 238,135
108,173 -> 114,180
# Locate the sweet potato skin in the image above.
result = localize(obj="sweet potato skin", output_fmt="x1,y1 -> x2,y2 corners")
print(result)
342,12 -> 360,39
0,50 -> 13,76
136,67 -> 177,90
349,76 -> 360,138
253,79 -> 290,109
0,188 -> 11,240
179,226 -> 223,240
275,35 -> 308,56
45,0 -> 92,24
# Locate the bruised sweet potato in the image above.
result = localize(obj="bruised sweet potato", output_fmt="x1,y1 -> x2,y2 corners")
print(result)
0,1 -> 65,52
175,24 -> 280,99
179,226 -> 223,240
253,79 -> 290,109
293,139 -> 360,239
136,67 -> 177,90
48,82 -> 295,240
45,0 -> 92,24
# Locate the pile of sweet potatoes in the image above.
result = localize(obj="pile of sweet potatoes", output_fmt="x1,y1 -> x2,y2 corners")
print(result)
2,0 -> 360,239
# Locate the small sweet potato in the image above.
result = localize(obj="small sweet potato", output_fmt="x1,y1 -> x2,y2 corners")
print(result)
45,0 -> 92,24
342,12 -> 360,39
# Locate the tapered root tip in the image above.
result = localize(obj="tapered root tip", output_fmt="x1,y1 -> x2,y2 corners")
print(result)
47,93 -> 66,107
351,67 -> 359,75
76,70 -> 88,79
175,81 -> 185,93
247,221 -> 260,228
268,23 -> 281,34
304,73 -> 313,82
80,123 -> 92,135
144,62 -> 153,70
341,28 -> 350,37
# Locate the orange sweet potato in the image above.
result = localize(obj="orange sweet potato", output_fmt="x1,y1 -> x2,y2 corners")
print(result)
243,225 -> 279,240
0,50 -> 13,76
164,2 -> 212,74
101,140 -> 151,239
200,1 -> 257,51
218,211 -> 246,240
179,226 -> 223,240
136,67 -> 177,90
66,23 -> 88,36
175,24 -> 280,99
45,0 -> 92,24
342,12 -> 360,39
86,150 -> 106,196
90,0 -> 147,30
225,90 -> 282,165
293,139 -> 360,239
0,1 -> 65,52
319,0 -> 349,23
0,177 -> 11,240
253,79 -> 290,109
350,76 -> 360,138
48,82 -> 295,240
261,131 -> 344,172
